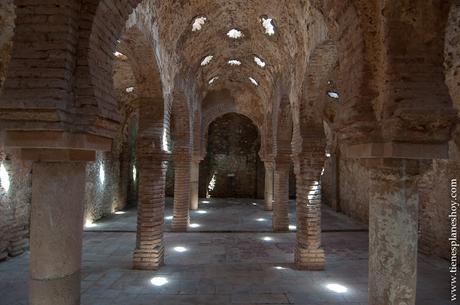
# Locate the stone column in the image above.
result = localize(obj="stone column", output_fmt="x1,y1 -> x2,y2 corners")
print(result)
294,152 -> 325,270
1,131 -> 111,305
273,156 -> 290,232
29,161 -> 87,305
133,138 -> 168,270
190,158 -> 201,210
368,158 -> 420,305
172,151 -> 191,231
264,161 -> 274,211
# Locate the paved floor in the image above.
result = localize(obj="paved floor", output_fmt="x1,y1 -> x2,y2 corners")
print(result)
85,198 -> 367,232
0,198 -> 451,305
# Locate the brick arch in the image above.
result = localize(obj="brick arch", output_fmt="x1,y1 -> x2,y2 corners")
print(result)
376,0 -> 455,143
0,0 -> 83,132
445,2 -> 460,155
170,87 -> 193,152
273,97 -> 293,158
75,0 -> 142,137
319,0 -> 456,145
0,0 -> 14,94
292,40 -> 337,156
325,0 -> 381,145
120,28 -> 163,100
204,107 -> 262,139
117,21 -> 168,151
201,104 -> 263,158
445,2 -> 460,108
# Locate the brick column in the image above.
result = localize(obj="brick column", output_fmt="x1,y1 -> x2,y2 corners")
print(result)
294,151 -> 325,270
132,138 -> 168,270
30,161 -> 87,305
273,156 -> 290,232
190,158 -> 201,211
172,150 -> 192,231
264,161 -> 274,211
368,159 -> 421,305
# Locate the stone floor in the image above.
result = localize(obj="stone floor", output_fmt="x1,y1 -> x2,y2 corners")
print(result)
0,198 -> 451,305
85,198 -> 367,232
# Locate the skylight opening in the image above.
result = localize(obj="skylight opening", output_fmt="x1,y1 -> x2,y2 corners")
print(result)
227,28 -> 244,39
126,87 -> 135,93
249,77 -> 259,86
327,91 -> 340,99
0,163 -> 10,193
254,56 -> 266,68
192,16 -> 207,32
261,17 -> 276,36
201,55 -> 214,66
113,51 -> 127,60
208,76 -> 219,85
228,59 -> 241,66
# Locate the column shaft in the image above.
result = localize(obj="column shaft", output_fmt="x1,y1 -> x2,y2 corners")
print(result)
133,140 -> 167,270
264,161 -> 274,211
29,162 -> 86,305
368,159 -> 419,305
190,160 -> 200,211
172,157 -> 191,231
273,160 -> 290,232
294,153 -> 325,270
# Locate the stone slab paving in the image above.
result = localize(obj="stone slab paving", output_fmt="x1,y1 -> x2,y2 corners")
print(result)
84,198 -> 368,232
0,199 -> 450,305
0,230 -> 450,305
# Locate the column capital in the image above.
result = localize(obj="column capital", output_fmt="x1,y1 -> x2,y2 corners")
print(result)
1,130 -> 113,162
191,155 -> 204,163
259,152 -> 275,163
274,154 -> 291,165
172,153 -> 192,163
264,160 -> 275,170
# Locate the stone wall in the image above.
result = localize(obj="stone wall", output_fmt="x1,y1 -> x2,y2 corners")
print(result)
0,120 -> 139,261
84,114 -> 139,223
322,153 -> 459,260
84,151 -> 121,223
322,158 -> 370,224
198,113 -> 264,199
418,157 -> 459,260
0,151 -> 32,260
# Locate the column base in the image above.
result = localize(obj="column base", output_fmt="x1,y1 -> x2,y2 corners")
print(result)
273,223 -> 289,232
132,245 -> 165,270
30,271 -> 80,305
295,247 -> 325,270
171,216 -> 189,232
273,214 -> 289,232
